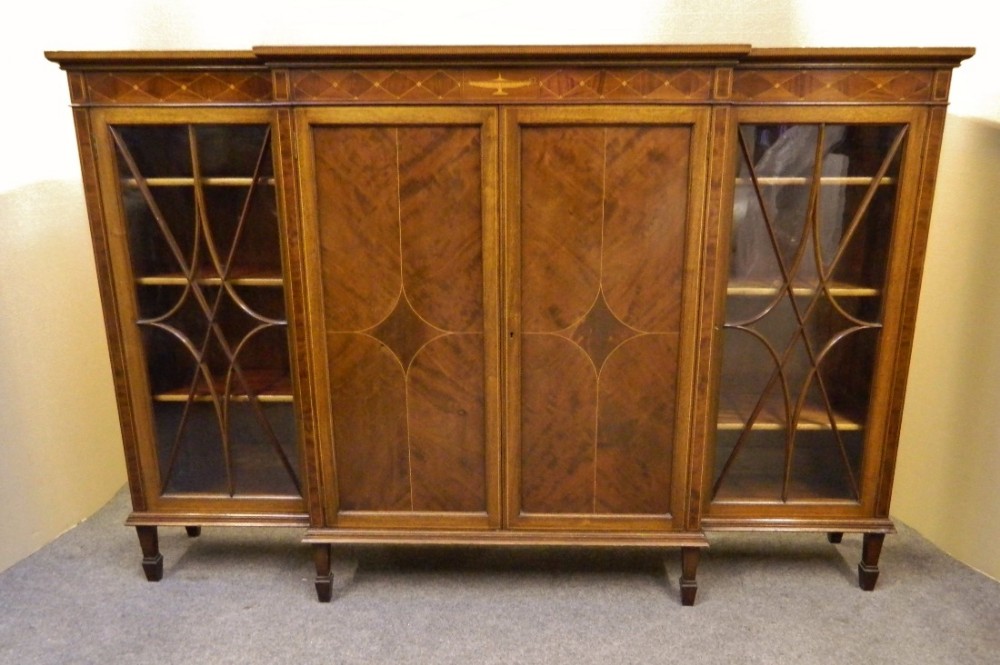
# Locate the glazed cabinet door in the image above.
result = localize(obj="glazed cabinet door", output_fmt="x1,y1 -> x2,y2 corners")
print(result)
707,106 -> 928,524
296,107 -> 501,530
90,108 -> 305,517
504,106 -> 711,532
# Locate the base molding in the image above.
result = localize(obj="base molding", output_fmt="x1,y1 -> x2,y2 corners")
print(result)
702,518 -> 896,533
125,512 -> 308,529
303,528 -> 708,549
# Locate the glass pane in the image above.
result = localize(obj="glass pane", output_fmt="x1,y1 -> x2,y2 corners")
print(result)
112,123 -> 300,498
714,123 -> 905,503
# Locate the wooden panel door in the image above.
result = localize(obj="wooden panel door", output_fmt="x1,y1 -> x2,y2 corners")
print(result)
297,107 -> 500,530
504,107 -> 710,532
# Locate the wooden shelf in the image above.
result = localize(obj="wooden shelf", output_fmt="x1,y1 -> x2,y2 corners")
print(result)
734,176 -> 896,186
152,370 -> 292,404
122,176 -> 276,187
137,267 -> 284,288
727,281 -> 879,297
717,393 -> 863,432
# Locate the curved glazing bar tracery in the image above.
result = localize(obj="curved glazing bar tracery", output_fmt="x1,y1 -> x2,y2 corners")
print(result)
714,122 -> 906,502
112,124 -> 300,497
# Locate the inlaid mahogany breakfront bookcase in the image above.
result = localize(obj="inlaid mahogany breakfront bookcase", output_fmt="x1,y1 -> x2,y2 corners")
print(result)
46,45 -> 973,605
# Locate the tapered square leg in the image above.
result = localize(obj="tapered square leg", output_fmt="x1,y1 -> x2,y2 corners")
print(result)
827,532 -> 843,544
858,533 -> 885,591
314,544 -> 333,602
185,526 -> 202,538
135,526 -> 163,582
680,547 -> 700,606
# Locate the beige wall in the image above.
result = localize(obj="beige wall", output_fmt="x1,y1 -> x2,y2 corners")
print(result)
891,115 -> 1000,580
2,1 -> 997,578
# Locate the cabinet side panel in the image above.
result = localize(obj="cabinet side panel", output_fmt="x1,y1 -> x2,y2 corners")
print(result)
73,107 -> 148,511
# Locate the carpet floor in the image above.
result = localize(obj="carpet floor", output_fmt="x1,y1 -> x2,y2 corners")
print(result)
1,488 -> 997,664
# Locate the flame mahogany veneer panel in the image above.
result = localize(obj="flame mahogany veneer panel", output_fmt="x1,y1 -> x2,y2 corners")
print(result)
399,127 -> 485,333
520,127 -> 604,332
519,335 -> 597,513
519,125 -> 688,517
596,334 -> 677,514
408,334 -> 486,512
603,127 -> 690,333
326,333 -> 410,511
315,124 -> 487,514
315,127 -> 399,331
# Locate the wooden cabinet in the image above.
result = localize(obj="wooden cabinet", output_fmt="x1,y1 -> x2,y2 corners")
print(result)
46,45 -> 972,605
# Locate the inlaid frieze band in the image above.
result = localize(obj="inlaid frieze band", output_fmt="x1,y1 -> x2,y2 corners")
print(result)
290,68 -> 715,103
733,69 -> 935,103
82,70 -> 273,104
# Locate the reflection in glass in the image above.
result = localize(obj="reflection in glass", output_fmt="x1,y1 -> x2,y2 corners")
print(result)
112,123 -> 300,498
714,123 -> 906,502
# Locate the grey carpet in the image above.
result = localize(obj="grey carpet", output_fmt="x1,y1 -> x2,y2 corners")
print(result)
1,488 -> 997,664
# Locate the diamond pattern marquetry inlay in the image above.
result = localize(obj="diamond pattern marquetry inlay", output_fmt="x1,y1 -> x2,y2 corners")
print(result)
293,69 -> 463,101
562,290 -> 639,372
367,295 -> 445,369
84,71 -> 272,104
290,68 -> 713,103
733,69 -> 934,102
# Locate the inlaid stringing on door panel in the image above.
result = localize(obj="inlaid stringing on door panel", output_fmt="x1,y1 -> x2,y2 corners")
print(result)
517,124 -> 691,518
313,124 -> 488,514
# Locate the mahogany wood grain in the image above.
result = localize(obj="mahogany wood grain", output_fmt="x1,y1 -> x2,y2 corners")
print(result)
596,335 -> 676,514
603,126 -> 689,333
398,126 -> 484,333
519,126 -> 603,332
514,115 -> 692,523
49,46 -> 971,602
309,111 -> 494,523
327,333 -> 410,511
408,335 -> 487,512
520,334 -> 597,514
315,126 -> 400,331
